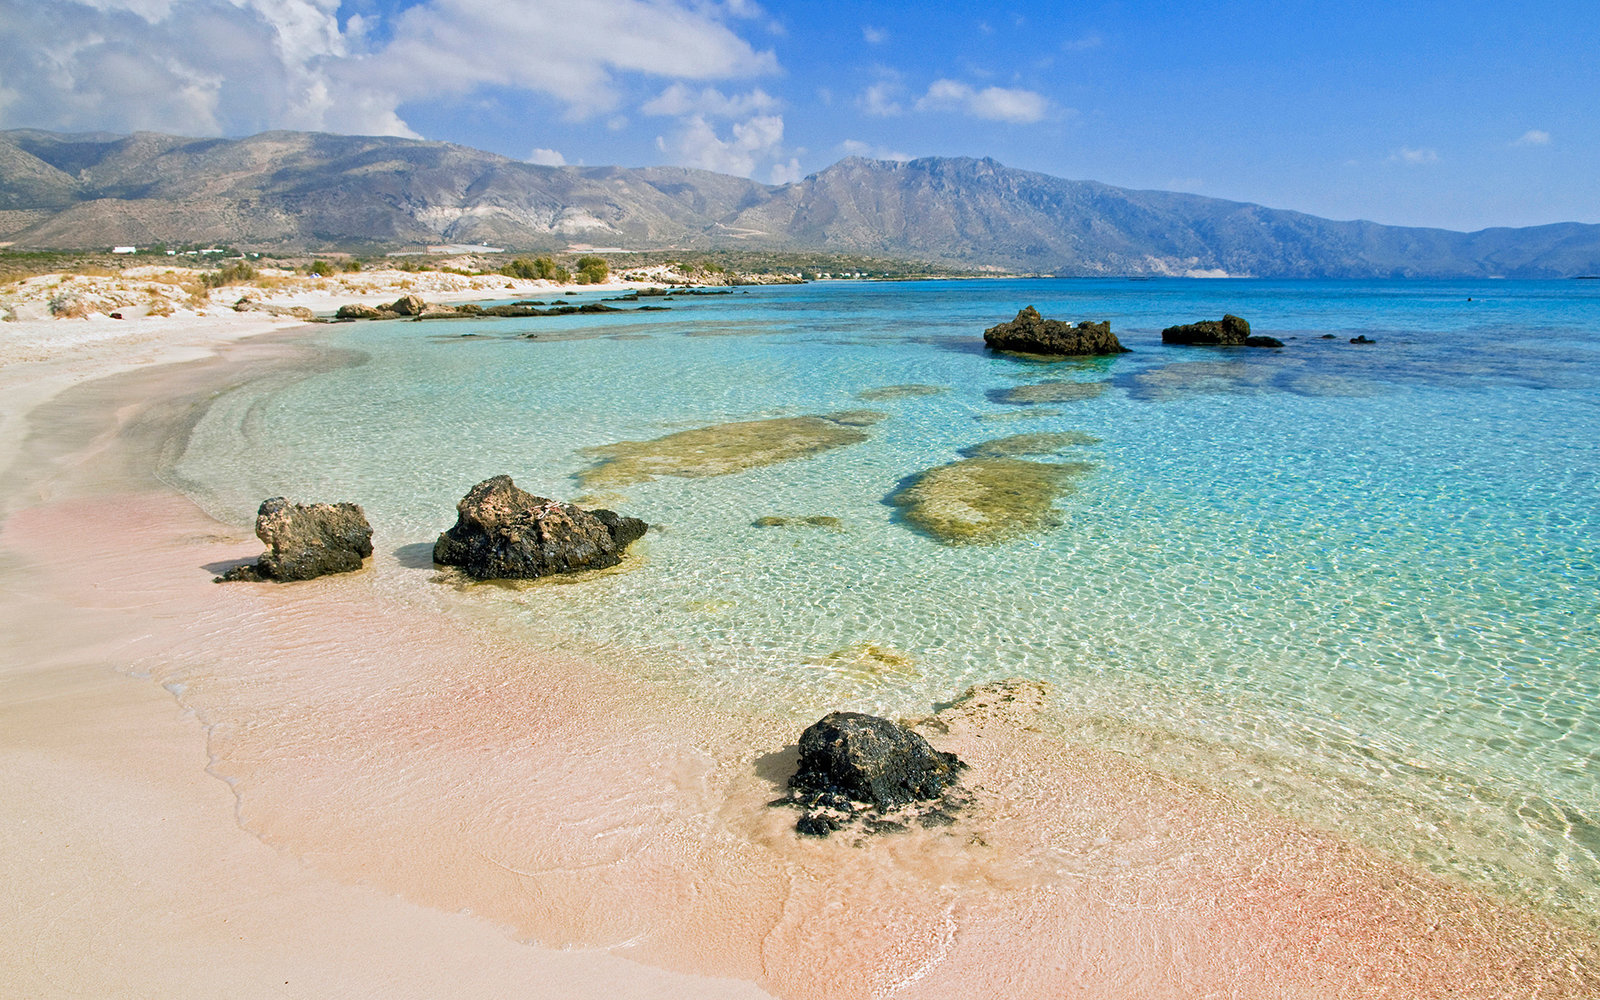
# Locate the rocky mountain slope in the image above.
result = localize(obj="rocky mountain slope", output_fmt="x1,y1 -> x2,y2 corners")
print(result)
3,128 -> 1597,277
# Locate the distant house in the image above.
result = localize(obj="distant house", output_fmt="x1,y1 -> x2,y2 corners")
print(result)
111,246 -> 137,254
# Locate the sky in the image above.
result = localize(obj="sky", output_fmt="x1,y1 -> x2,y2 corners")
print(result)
0,0 -> 1594,231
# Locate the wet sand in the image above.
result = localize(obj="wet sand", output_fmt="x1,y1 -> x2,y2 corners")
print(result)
2,321 -> 1596,998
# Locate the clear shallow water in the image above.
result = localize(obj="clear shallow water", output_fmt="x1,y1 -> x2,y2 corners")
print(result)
175,278 -> 1600,921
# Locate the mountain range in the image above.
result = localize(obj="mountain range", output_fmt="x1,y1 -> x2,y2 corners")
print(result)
3,128 -> 1598,278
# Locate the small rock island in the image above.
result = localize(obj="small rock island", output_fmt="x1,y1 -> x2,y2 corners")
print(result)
433,475 -> 647,580
984,306 -> 1129,355
777,711 -> 967,836
1161,314 -> 1283,348
219,497 -> 374,582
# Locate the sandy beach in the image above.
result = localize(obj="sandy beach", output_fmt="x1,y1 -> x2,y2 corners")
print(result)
3,299 -> 1597,998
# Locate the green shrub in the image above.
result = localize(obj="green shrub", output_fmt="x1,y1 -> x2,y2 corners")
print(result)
574,255 -> 609,284
307,260 -> 334,277
502,256 -> 571,283
201,260 -> 259,288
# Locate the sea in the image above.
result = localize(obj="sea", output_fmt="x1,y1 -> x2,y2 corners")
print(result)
172,277 -> 1600,925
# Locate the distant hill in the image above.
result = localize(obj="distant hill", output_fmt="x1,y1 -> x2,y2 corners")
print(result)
3,128 -> 1598,278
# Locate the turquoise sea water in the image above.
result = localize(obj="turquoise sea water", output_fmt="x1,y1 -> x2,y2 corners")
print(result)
175,278 -> 1600,921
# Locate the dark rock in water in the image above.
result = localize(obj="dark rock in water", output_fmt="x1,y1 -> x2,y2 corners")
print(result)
780,711 -> 966,836
984,306 -> 1128,355
1162,314 -> 1252,346
1320,333 -> 1337,339
1350,335 -> 1376,344
219,497 -> 373,582
433,475 -> 647,580
1244,335 -> 1285,348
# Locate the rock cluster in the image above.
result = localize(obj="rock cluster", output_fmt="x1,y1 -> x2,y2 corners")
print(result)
219,497 -> 373,582
1161,314 -> 1282,347
333,294 -> 428,320
433,475 -> 647,580
779,711 -> 967,836
984,306 -> 1128,355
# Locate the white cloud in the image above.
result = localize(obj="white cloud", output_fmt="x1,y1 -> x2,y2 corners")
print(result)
915,79 -> 1052,123
656,112 -> 784,177
1062,32 -> 1103,52
1390,146 -> 1440,165
839,139 -> 911,162
528,147 -> 566,166
862,25 -> 887,44
770,157 -> 802,184
1513,129 -> 1551,146
858,80 -> 903,117
641,83 -> 778,118
0,0 -> 778,137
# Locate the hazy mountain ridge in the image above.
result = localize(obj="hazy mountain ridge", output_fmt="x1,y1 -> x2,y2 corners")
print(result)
3,129 -> 1597,277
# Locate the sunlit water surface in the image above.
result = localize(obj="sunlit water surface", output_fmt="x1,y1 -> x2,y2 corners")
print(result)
174,278 -> 1600,922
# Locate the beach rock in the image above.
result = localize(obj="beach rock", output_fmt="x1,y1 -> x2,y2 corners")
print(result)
1244,335 -> 1285,348
1162,314 -> 1253,346
433,475 -> 647,580
219,497 -> 373,582
233,298 -> 314,320
334,303 -> 385,320
1350,335 -> 1376,344
781,711 -> 967,836
386,293 -> 427,316
984,306 -> 1128,355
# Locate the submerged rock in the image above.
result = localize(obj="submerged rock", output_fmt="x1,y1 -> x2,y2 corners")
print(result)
219,497 -> 373,582
855,383 -> 949,401
753,515 -> 844,530
780,711 -> 966,836
1350,335 -> 1377,344
888,457 -> 1092,545
959,431 -> 1100,459
579,412 -> 884,489
433,475 -> 647,580
984,306 -> 1128,355
1161,314 -> 1254,346
991,381 -> 1108,405
1244,335 -> 1285,348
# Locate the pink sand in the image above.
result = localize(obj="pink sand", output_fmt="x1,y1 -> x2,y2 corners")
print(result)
1,322 -> 1594,998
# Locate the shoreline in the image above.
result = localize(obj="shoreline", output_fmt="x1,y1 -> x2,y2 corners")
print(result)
2,314 -> 1597,997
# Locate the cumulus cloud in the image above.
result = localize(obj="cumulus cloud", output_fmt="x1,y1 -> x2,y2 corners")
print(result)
1513,129 -> 1551,146
1390,146 -> 1440,165
915,79 -> 1052,123
858,80 -> 903,117
528,147 -> 566,166
641,83 -> 779,118
0,0 -> 777,137
839,139 -> 912,162
656,113 -> 784,177
770,157 -> 802,184
862,25 -> 887,44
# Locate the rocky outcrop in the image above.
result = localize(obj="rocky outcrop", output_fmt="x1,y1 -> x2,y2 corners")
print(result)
1161,314 -> 1259,346
232,298 -> 314,320
984,306 -> 1128,355
433,475 -> 647,580
219,497 -> 373,582
1245,335 -> 1285,348
778,711 -> 967,836
332,294 -> 428,320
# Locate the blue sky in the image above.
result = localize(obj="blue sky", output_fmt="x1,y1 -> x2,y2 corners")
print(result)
1,0 -> 1594,230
